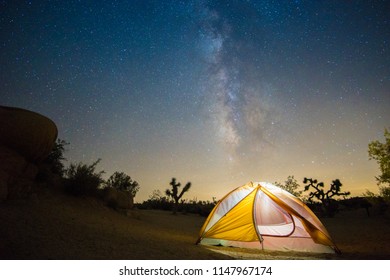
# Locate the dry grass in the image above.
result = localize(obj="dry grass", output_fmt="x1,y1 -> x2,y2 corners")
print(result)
1,189 -> 389,260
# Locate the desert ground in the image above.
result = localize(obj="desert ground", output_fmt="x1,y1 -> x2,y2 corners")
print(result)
1,188 -> 389,260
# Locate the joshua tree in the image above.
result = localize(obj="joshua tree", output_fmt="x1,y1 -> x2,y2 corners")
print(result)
303,177 -> 350,217
165,177 -> 191,214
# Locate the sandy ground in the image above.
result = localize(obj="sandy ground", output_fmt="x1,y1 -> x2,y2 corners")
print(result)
1,189 -> 390,260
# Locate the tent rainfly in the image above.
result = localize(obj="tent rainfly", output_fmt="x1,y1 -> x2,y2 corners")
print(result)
196,182 -> 340,254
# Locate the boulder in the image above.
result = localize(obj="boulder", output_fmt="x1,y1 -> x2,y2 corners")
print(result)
0,145 -> 39,200
0,106 -> 58,162
0,106 -> 57,201
0,144 -> 28,176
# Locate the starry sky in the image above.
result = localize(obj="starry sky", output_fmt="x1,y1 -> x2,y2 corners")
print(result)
1,0 -> 389,202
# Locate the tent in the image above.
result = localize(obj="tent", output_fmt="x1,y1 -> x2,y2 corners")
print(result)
196,182 -> 340,254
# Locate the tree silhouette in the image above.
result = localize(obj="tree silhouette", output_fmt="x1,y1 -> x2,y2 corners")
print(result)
65,159 -> 105,196
275,175 -> 302,197
303,177 -> 350,217
165,177 -> 191,214
105,171 -> 140,198
43,138 -> 69,177
368,128 -> 390,201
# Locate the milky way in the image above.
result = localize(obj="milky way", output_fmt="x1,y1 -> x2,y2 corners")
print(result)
198,3 -> 281,162
1,1 -> 389,201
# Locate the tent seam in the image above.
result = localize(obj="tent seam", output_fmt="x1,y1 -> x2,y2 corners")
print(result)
252,183 -> 264,250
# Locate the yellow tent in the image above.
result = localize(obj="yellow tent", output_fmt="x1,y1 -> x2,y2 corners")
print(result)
197,182 -> 340,254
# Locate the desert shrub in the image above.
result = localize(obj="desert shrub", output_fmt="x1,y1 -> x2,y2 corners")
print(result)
182,198 -> 217,217
274,175 -> 302,198
379,186 -> 390,202
42,139 -> 69,177
339,197 -> 372,216
137,190 -> 217,216
64,159 -> 104,196
137,190 -> 173,211
362,191 -> 389,215
37,139 -> 69,185
105,171 -> 140,197
138,197 -> 173,211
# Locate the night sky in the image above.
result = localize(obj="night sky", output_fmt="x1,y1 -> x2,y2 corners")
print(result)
1,0 -> 389,202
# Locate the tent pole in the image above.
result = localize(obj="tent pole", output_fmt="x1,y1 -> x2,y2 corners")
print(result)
253,183 -> 264,250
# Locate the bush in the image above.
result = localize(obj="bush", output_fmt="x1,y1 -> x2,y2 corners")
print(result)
364,192 -> 389,215
42,139 -> 69,177
105,171 -> 139,197
274,175 -> 302,197
37,139 -> 69,185
137,189 -> 217,216
379,186 -> 390,202
100,187 -> 134,210
182,199 -> 217,217
137,191 -> 173,211
64,159 -> 104,196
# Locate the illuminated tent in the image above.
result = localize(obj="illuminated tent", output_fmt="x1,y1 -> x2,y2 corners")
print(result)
196,182 -> 339,254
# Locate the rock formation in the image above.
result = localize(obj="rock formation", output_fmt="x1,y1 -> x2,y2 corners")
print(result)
0,106 -> 57,201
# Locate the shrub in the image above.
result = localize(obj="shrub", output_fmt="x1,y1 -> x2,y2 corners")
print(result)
362,189 -> 389,215
43,139 -> 69,177
102,187 -> 134,209
379,186 -> 390,202
37,139 -> 69,184
274,175 -> 302,197
137,190 -> 172,211
105,171 -> 139,197
64,159 -> 104,196
137,189 -> 217,216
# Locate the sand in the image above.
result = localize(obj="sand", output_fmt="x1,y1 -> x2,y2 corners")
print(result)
1,188 -> 389,260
